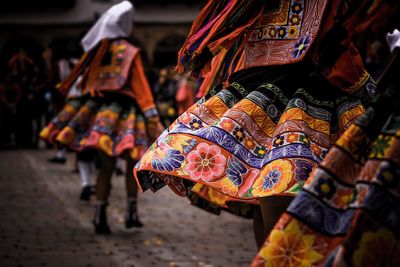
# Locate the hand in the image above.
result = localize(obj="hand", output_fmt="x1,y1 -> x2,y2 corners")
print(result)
146,115 -> 165,143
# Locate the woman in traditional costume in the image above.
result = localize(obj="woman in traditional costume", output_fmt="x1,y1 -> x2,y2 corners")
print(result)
40,1 -> 162,234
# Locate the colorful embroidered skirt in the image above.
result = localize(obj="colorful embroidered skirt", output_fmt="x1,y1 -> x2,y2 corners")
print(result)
40,93 -> 149,160
251,93 -> 400,267
134,68 -> 371,201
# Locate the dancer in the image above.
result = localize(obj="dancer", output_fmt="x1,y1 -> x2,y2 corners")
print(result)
134,0 -> 396,248
40,1 -> 162,233
252,28 -> 400,266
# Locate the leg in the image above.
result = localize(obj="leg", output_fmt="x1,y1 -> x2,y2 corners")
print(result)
93,152 -> 116,234
259,196 -> 293,238
124,157 -> 143,228
125,157 -> 138,198
72,153 -> 79,173
95,153 -> 116,203
77,150 -> 94,201
253,205 -> 266,249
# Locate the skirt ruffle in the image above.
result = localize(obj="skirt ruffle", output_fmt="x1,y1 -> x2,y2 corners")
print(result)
135,79 -> 366,200
251,98 -> 400,266
40,94 -> 149,160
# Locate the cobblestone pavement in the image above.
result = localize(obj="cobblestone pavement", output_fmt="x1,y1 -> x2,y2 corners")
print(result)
0,149 -> 257,267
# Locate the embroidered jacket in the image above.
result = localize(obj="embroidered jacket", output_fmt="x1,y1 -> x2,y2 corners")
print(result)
238,0 -> 375,94
59,39 -> 157,118
177,0 -> 398,96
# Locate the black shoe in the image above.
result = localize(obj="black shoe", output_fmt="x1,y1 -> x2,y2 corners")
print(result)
48,157 -> 66,164
125,217 -> 143,228
80,186 -> 91,201
93,204 -> 111,234
125,200 -> 143,228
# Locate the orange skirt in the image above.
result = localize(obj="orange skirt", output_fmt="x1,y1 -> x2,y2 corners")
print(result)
251,95 -> 400,266
134,78 -> 370,201
40,94 -> 149,160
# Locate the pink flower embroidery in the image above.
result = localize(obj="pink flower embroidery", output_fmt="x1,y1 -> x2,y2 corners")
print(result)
185,143 -> 227,182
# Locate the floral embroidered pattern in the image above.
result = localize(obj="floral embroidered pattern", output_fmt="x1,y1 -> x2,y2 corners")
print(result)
189,118 -> 203,130
314,177 -> 336,199
289,14 -> 300,25
252,109 -> 400,266
287,133 -> 299,143
244,137 -> 257,150
250,0 -> 305,41
252,159 -> 293,196
291,35 -> 312,58
218,118 -> 235,132
152,145 -> 185,172
185,143 -> 227,182
370,134 -> 393,158
353,228 -> 400,267
268,27 -> 278,38
287,26 -> 299,38
134,83 -> 365,202
277,27 -> 287,38
273,135 -> 285,147
232,127 -> 246,142
92,40 -> 139,91
259,220 -> 323,266
291,2 -> 303,14
255,146 -> 267,157
244,0 -> 329,68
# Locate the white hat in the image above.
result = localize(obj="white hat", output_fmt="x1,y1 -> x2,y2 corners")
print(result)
386,29 -> 400,53
81,1 -> 134,52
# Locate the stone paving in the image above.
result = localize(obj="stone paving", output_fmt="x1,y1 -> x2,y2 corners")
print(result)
0,149 -> 257,267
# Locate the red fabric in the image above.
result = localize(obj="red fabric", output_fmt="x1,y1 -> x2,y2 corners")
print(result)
176,79 -> 195,115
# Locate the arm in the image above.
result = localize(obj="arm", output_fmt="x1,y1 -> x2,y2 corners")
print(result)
130,54 -> 158,118
130,53 -> 164,141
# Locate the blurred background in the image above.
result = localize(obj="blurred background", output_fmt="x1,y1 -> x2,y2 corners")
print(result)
0,0 -> 204,149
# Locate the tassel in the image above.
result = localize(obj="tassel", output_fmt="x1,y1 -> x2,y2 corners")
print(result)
196,48 -> 228,98
176,0 -> 264,75
86,39 -> 110,97
177,0 -> 237,73
176,0 -> 230,72
57,52 -> 90,94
